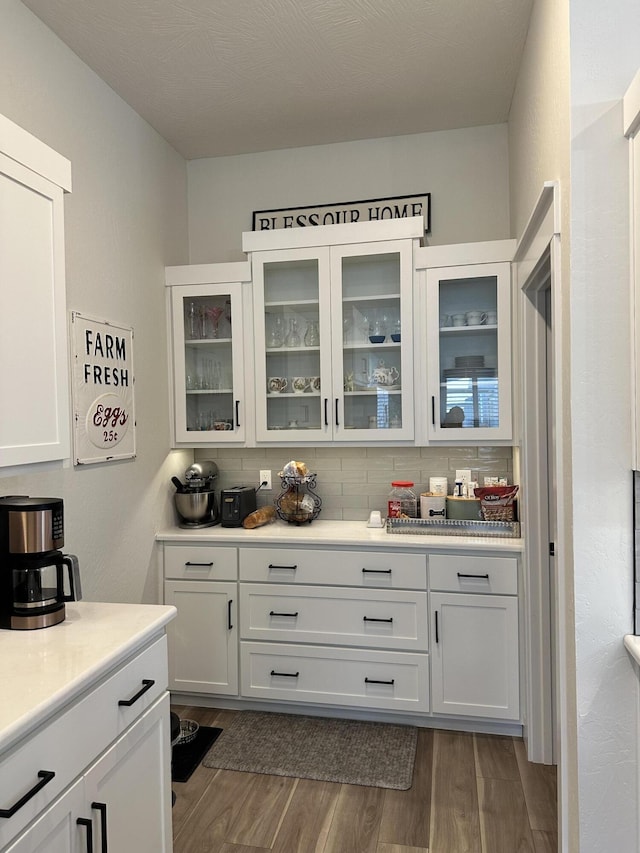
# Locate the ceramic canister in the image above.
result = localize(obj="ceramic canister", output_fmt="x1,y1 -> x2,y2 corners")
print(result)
446,496 -> 483,521
420,494 -> 446,519
429,477 -> 448,496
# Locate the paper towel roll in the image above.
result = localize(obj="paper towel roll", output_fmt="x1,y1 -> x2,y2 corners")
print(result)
429,477 -> 448,496
420,494 -> 446,519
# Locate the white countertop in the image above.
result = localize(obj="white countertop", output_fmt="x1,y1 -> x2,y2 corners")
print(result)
624,634 -> 640,667
157,519 -> 523,552
0,601 -> 176,754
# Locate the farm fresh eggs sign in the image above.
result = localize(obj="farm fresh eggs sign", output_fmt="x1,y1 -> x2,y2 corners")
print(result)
71,312 -> 136,464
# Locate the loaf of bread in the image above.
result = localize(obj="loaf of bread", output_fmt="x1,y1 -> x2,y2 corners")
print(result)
242,505 -> 277,529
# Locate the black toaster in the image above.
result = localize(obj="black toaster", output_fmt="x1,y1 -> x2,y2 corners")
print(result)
220,486 -> 257,527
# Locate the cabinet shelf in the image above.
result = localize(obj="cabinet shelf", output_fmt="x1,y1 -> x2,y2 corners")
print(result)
266,346 -> 320,354
187,388 -> 233,395
185,337 -> 233,346
267,392 -> 321,398
343,341 -> 400,350
342,293 -> 399,303
439,324 -> 497,335
265,299 -> 319,308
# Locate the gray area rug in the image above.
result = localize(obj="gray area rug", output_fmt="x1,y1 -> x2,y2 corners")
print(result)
202,710 -> 417,789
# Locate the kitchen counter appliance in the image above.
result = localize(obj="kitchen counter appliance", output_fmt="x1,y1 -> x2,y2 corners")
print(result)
221,486 -> 257,527
173,461 -> 220,528
0,496 -> 82,630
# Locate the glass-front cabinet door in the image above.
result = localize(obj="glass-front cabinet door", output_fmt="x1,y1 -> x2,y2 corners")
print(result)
170,282 -> 246,443
331,240 -> 414,440
252,238 -> 414,442
425,262 -> 512,441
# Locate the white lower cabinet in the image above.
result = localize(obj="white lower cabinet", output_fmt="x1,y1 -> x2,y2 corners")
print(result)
165,580 -> 238,695
6,696 -> 171,853
163,543 -> 239,696
1,632 -> 172,853
160,537 -> 522,729
428,553 -> 519,721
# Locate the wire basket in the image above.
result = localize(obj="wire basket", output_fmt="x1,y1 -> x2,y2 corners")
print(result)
275,473 -> 322,524
480,503 -> 515,522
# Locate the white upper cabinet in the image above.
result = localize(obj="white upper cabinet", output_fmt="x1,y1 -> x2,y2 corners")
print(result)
244,218 -> 422,443
0,114 -> 72,468
165,262 -> 252,445
414,242 -> 515,444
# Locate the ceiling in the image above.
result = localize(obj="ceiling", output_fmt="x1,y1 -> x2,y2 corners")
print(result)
21,0 -> 534,161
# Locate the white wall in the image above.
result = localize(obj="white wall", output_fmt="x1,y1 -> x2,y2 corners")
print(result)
0,1 -> 191,604
568,1 -> 640,850
512,0 -> 640,850
187,124 -> 511,262
508,0 -> 577,847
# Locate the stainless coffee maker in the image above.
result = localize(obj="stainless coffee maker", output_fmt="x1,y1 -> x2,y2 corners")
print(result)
0,496 -> 82,630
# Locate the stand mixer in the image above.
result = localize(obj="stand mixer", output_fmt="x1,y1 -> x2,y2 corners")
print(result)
172,461 -> 220,528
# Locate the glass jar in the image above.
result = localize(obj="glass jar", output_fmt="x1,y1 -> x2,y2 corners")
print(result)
387,481 -> 417,518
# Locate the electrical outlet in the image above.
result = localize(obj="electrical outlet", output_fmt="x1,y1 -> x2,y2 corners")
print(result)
260,469 -> 272,490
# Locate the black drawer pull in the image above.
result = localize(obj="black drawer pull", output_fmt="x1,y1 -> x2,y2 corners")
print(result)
235,399 -> 241,428
77,817 -> 93,853
268,563 -> 298,570
118,679 -> 155,707
363,616 -> 393,623
362,568 -> 392,574
365,677 -> 395,686
0,770 -> 55,818
457,572 -> 490,579
269,610 -> 299,617
270,669 -> 299,678
435,610 -> 439,643
228,599 -> 233,630
185,561 -> 214,567
92,802 -> 108,853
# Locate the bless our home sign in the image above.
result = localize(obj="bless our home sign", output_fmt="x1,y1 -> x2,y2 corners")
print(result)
252,193 -> 431,233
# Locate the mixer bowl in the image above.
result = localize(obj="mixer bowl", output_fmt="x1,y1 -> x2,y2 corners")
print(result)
174,490 -> 217,524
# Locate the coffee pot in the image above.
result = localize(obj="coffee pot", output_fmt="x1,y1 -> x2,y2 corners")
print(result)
0,496 -> 82,630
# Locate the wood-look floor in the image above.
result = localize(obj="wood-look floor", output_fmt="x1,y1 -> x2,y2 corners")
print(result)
171,705 -> 557,853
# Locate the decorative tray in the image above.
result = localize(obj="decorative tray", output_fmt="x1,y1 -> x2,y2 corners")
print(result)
385,517 -> 521,538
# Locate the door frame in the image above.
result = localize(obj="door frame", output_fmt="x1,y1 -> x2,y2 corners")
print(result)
513,181 -> 565,766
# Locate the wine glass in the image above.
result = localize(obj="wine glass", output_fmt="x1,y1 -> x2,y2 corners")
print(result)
267,315 -> 284,348
207,306 -> 224,338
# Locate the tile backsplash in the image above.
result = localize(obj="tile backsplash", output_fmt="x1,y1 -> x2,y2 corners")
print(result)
194,446 -> 513,520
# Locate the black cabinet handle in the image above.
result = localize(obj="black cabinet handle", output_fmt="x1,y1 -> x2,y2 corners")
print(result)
118,679 -> 155,707
185,561 -> 214,567
457,572 -> 490,579
324,397 -> 329,427
0,770 -> 55,818
362,568 -> 392,575
364,677 -> 395,685
363,616 -> 393,623
92,802 -> 108,853
269,610 -> 299,617
235,400 -> 241,428
270,670 -> 299,678
228,599 -> 233,630
268,563 -> 297,570
77,817 -> 93,853
431,395 -> 436,425
335,398 -> 340,427
435,610 -> 439,644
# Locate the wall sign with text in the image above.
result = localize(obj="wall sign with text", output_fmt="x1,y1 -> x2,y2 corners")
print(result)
252,193 -> 430,233
71,312 -> 136,465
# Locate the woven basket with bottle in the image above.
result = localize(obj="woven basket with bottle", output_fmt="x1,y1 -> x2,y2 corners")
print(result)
474,485 -> 519,522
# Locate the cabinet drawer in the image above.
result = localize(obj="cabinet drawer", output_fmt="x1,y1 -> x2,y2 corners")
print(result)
164,544 -> 238,580
240,641 -> 428,713
429,554 -> 517,595
240,584 -> 427,651
239,548 -> 426,589
0,636 -> 167,849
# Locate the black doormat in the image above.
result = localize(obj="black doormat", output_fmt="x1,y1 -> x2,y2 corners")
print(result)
172,726 -> 223,783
